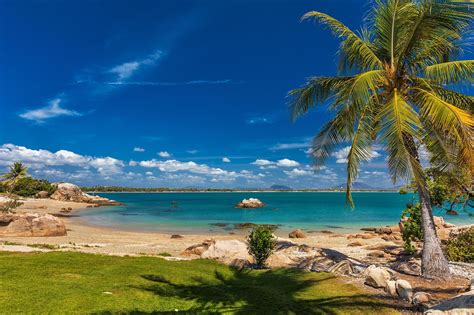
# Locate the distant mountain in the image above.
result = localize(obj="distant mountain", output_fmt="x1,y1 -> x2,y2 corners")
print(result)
270,185 -> 292,190
331,182 -> 374,190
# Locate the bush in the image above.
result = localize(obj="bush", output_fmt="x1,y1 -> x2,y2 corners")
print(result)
11,177 -> 56,197
0,199 -> 23,213
247,225 -> 276,268
445,228 -> 474,263
0,182 -> 5,193
401,203 -> 422,254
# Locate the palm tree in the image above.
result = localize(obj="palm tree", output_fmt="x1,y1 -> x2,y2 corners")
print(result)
289,0 -> 473,278
1,162 -> 28,193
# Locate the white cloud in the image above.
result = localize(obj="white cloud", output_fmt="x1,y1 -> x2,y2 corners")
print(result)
187,149 -> 198,154
284,168 -> 312,177
276,159 -> 300,167
0,144 -> 124,177
270,141 -> 309,151
332,146 -> 381,164
222,157 -> 231,163
109,50 -> 163,81
145,171 -> 154,176
158,151 -> 172,158
252,159 -> 274,166
133,147 -> 145,152
106,79 -> 235,86
19,98 -> 82,122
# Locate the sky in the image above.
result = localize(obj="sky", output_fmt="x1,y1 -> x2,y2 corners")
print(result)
1,0 -> 470,189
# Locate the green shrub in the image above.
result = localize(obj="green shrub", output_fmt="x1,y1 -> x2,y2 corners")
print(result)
401,203 -> 422,254
247,225 -> 276,268
11,177 -> 56,197
445,228 -> 474,263
0,182 -> 5,193
0,199 -> 23,213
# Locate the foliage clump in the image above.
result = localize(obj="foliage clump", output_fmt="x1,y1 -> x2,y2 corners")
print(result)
400,203 -> 422,254
11,177 -> 56,197
247,225 -> 276,268
445,228 -> 474,263
0,199 -> 23,213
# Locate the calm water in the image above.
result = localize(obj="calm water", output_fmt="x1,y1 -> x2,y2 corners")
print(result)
78,192 -> 473,234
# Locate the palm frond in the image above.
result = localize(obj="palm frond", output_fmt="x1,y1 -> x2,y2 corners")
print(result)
302,11 -> 383,71
423,60 -> 474,85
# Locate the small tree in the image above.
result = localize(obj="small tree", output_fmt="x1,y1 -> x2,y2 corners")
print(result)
400,203 -> 423,254
1,162 -> 28,194
247,225 -> 276,268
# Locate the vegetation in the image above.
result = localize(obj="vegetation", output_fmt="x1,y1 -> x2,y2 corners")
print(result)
247,225 -> 277,268
11,177 -> 55,197
400,203 -> 422,254
289,0 -> 473,278
1,162 -> 28,193
445,227 -> 474,263
0,199 -> 23,213
0,251 -> 398,314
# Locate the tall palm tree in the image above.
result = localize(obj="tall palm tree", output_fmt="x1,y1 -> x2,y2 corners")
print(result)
1,162 -> 28,193
289,0 -> 473,278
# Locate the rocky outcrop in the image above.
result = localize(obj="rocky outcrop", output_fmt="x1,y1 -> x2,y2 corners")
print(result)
235,198 -> 265,209
395,279 -> 413,301
50,183 -> 121,206
426,290 -> 474,314
34,191 -> 50,199
0,212 -> 66,236
289,229 -> 306,239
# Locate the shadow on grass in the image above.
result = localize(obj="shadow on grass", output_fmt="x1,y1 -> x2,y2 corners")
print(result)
96,268 -> 404,314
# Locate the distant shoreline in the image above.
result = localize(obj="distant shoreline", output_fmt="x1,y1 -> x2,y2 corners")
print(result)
86,190 -> 400,194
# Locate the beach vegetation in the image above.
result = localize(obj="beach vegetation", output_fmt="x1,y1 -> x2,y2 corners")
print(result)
445,227 -> 474,263
0,251 -> 398,314
247,225 -> 277,268
0,199 -> 23,213
1,162 -> 28,193
10,177 -> 56,197
400,203 -> 422,254
289,0 -> 473,278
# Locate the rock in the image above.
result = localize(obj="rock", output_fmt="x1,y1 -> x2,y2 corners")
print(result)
425,290 -> 474,314
327,260 -> 354,275
412,292 -> 433,307
433,216 -> 445,229
170,234 -> 183,239
446,210 -> 459,215
396,279 -> 413,301
385,280 -> 397,297
364,265 -> 392,288
444,222 -> 456,228
320,230 -> 334,234
51,182 -> 121,206
360,227 -> 377,232
367,251 -> 386,258
289,229 -> 306,239
201,240 -> 250,260
229,258 -> 251,270
347,241 -> 363,247
235,198 -> 265,209
376,227 -> 393,235
182,239 -> 215,256
34,191 -> 50,199
389,260 -> 421,276
0,212 -> 66,236
382,235 -> 396,241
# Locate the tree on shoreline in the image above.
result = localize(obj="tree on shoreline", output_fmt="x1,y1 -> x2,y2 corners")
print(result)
1,162 -> 28,194
289,0 -> 473,278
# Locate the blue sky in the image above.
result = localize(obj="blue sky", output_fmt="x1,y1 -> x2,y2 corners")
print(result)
1,0 -> 469,188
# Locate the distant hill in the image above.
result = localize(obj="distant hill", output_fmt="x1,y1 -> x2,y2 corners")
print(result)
270,185 -> 292,190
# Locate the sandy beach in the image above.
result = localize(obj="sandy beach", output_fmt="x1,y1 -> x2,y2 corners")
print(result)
0,197 -> 404,260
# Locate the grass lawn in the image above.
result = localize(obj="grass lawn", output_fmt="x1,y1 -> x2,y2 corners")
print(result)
0,251 -> 399,314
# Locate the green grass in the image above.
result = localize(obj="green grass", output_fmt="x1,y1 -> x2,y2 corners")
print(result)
0,251 -> 399,314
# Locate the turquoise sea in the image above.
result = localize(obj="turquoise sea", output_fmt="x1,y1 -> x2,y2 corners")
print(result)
78,192 -> 473,234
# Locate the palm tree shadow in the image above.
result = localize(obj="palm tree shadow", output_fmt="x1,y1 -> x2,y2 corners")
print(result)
104,268 -> 404,314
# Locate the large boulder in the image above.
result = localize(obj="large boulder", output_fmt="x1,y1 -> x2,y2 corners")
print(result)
289,229 -> 306,239
35,191 -> 50,199
51,182 -> 121,205
235,198 -> 265,209
364,265 -> 392,288
0,212 -> 66,236
425,290 -> 474,314
201,240 -> 250,261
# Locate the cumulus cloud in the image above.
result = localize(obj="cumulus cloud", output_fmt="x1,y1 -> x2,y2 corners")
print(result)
133,147 -> 145,152
0,144 -> 124,177
276,159 -> 300,167
332,146 -> 381,164
251,158 -> 300,168
158,151 -> 172,158
222,157 -> 231,163
19,98 -> 82,122
284,168 -> 312,177
252,159 -> 274,166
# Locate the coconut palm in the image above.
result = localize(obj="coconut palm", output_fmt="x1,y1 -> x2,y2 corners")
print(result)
289,0 -> 473,278
1,162 -> 28,193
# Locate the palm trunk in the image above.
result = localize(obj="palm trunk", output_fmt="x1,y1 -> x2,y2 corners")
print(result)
417,183 -> 451,278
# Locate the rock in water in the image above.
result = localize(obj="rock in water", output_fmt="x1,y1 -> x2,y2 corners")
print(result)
235,198 -> 265,208
364,265 -> 392,288
289,229 -> 307,239
0,212 -> 66,236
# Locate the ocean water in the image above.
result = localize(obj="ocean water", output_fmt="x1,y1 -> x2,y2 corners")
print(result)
78,192 -> 474,234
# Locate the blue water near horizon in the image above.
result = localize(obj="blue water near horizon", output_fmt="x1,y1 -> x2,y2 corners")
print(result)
77,192 -> 474,234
